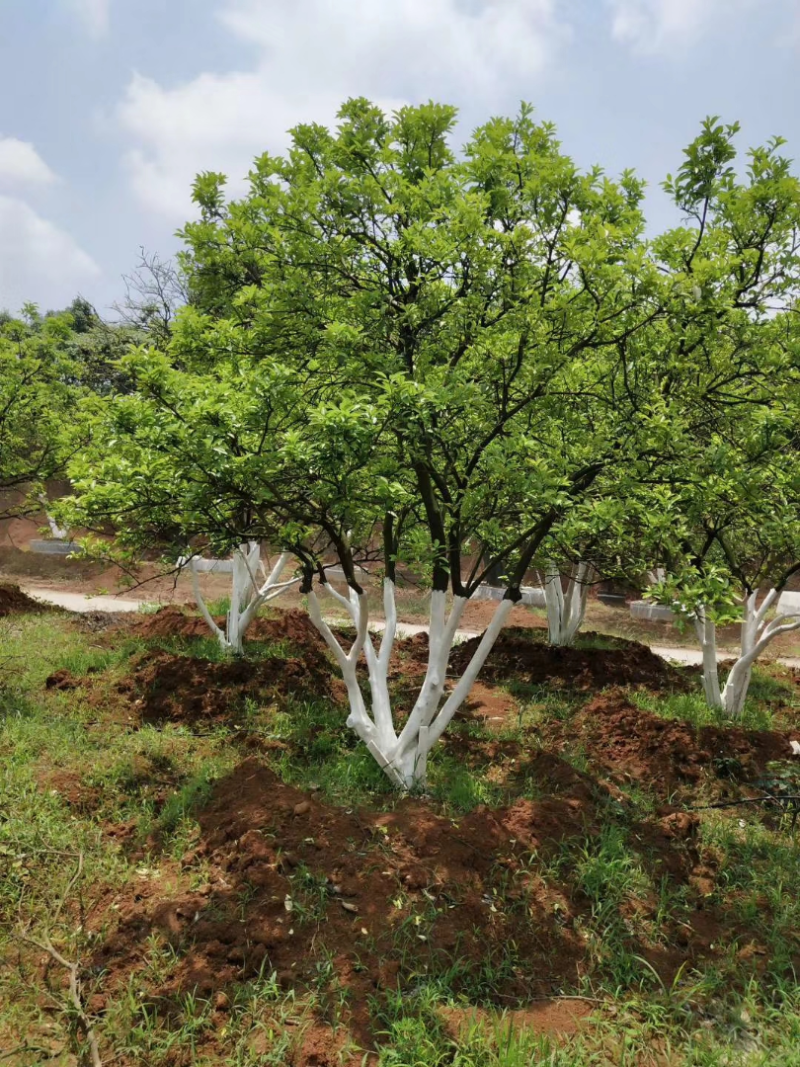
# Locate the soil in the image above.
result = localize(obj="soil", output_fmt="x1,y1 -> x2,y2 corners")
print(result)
89,760 -> 700,1047
88,750 -> 793,1060
134,606 -> 328,655
0,582 -> 54,617
45,667 -> 82,690
39,768 -> 102,813
126,648 -> 340,727
542,692 -> 793,799
450,628 -> 689,692
20,596 -> 800,1062
439,1000 -> 592,1039
458,598 -> 545,633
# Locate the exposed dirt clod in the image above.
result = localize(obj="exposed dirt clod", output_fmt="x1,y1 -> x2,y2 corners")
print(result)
45,667 -> 82,691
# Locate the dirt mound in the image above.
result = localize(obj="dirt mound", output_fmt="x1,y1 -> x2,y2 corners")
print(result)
136,606 -> 328,655
0,583 -> 51,618
128,647 -> 339,726
133,605 -> 208,638
92,758 -> 731,1049
39,769 -> 101,813
249,609 -> 329,651
94,760 -> 593,1025
451,628 -> 687,691
553,693 -> 792,795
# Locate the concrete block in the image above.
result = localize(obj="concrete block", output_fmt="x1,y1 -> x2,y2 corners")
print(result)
777,591 -> 800,617
178,556 -> 234,574
519,585 -> 546,607
29,539 -> 81,556
471,583 -> 546,608
630,600 -> 677,623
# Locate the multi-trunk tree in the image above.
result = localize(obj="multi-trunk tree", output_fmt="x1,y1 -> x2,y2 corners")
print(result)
68,103 -> 800,781
67,100 -> 675,788
646,439 -> 800,718
185,544 -> 299,655
641,118 -> 800,716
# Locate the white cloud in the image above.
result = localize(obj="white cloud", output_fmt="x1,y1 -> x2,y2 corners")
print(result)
0,138 -> 58,190
609,0 -> 752,53
66,0 -> 110,38
116,0 -> 566,219
0,196 -> 100,313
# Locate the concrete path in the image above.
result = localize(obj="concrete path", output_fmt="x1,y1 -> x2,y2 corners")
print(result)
652,644 -> 800,670
21,587 -> 800,669
26,588 -> 144,614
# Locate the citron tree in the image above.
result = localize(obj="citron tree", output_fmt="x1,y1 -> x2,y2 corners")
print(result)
68,101 -> 681,787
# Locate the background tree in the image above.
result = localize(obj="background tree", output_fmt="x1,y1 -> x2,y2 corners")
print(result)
641,118 -> 800,716
113,248 -> 188,347
0,308 -> 82,520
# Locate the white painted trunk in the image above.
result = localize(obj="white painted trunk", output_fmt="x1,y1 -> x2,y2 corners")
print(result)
544,562 -> 590,646
306,579 -> 514,790
39,495 -> 68,540
693,607 -> 723,710
189,546 -> 299,654
694,590 -> 800,718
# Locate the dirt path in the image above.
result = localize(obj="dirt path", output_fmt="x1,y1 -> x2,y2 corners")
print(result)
22,586 -> 800,669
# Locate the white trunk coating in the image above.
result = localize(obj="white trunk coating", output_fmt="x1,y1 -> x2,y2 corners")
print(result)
694,590 -> 800,718
189,546 -> 298,654
39,496 -> 68,540
693,606 -> 723,710
544,562 -> 590,646
306,580 -> 513,789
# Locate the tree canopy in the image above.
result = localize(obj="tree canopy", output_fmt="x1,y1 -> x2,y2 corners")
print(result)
63,101 -> 800,778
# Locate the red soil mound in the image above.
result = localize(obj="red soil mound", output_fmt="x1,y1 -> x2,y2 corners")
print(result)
133,606 -> 209,638
93,758 -> 730,1049
451,628 -> 688,691
127,647 -> 340,726
38,768 -> 102,814
135,607 -> 327,655
0,582 -> 51,618
548,693 -> 792,795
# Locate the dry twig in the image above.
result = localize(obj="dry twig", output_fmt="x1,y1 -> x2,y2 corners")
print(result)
16,853 -> 102,1067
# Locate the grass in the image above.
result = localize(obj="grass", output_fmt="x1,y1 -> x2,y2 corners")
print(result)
2,608 -> 800,1064
630,665 -> 797,732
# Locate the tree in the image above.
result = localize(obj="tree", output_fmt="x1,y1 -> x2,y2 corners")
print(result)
54,298 -> 138,396
639,119 -> 800,717
185,544 -> 300,655
0,309 -> 80,520
68,101 -> 687,787
113,248 -> 187,347
646,426 -> 800,718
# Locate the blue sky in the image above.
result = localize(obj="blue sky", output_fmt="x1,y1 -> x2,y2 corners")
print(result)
0,0 -> 798,315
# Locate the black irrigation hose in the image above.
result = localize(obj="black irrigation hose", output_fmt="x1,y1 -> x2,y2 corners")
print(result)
688,793 -> 800,830
688,795 -> 800,811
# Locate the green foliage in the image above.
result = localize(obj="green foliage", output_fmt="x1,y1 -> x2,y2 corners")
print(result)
0,310 -> 79,516
65,99 -> 673,595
